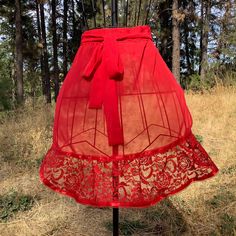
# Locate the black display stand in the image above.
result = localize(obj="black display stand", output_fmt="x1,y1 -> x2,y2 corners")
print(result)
111,1 -> 119,236
112,145 -> 119,236
113,207 -> 119,236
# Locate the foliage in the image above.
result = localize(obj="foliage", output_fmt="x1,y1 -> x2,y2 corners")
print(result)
219,213 -> 235,236
0,0 -> 236,108
195,134 -> 204,144
0,190 -> 35,222
187,73 -> 203,91
0,43 -> 13,110
206,191 -> 236,209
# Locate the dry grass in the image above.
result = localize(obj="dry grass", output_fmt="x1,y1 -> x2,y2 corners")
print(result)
0,85 -> 235,236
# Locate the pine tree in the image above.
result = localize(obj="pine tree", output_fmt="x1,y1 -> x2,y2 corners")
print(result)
51,0 -> 59,102
39,0 -> 51,103
15,0 -> 24,105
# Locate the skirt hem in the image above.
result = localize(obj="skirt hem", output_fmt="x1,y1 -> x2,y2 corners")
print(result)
39,166 -> 218,208
39,131 -> 219,208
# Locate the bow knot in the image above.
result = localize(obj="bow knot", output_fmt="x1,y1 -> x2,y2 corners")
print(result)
102,35 -> 124,81
82,35 -> 124,82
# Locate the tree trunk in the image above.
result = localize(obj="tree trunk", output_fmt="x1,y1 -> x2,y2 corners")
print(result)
158,0 -> 172,67
217,0 -> 231,63
72,0 -> 76,34
199,0 -> 203,75
35,0 -> 46,96
172,0 -> 180,83
136,0 -> 142,25
40,2 -> 51,103
184,20 -> 193,74
15,0 -> 23,105
200,0 -> 210,81
70,0 -> 83,63
63,0 -> 68,79
145,0 -> 152,24
51,0 -> 59,102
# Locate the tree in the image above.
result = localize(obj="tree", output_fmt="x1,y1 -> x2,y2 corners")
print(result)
157,0 -> 172,67
35,0 -> 45,96
199,0 -> 211,81
62,0 -> 68,78
15,0 -> 24,105
171,0 -> 180,83
51,0 -> 59,102
39,0 -> 51,103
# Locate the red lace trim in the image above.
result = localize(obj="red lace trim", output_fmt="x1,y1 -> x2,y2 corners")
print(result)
39,131 -> 219,208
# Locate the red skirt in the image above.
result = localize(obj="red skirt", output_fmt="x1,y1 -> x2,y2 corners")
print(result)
39,25 -> 219,208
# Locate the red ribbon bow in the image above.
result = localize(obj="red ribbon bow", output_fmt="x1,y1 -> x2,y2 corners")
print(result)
81,30 -> 152,146
82,35 -> 125,146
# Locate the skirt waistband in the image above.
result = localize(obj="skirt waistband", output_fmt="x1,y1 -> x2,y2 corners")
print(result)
81,25 -> 152,43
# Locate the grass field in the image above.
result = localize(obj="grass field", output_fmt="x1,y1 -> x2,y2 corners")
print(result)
0,85 -> 235,236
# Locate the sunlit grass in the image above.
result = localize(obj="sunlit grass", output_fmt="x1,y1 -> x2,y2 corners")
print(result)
0,85 -> 235,235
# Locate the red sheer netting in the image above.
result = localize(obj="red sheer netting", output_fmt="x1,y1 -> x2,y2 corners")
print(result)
39,25 -> 219,208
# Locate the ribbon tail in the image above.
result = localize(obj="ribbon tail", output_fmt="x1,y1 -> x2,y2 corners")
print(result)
82,44 -> 103,81
103,78 -> 124,146
88,64 -> 106,108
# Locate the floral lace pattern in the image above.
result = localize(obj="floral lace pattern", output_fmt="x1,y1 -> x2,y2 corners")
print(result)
39,132 -> 218,208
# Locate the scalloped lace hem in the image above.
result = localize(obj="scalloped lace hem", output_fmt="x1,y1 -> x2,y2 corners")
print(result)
39,132 -> 219,208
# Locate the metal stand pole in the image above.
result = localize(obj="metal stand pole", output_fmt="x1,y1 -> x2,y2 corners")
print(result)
111,2 -> 119,235
113,207 -> 119,236
112,145 -> 119,236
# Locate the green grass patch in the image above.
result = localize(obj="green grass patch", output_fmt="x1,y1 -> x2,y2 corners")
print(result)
221,165 -> 236,175
206,191 -> 236,209
195,134 -> 204,144
16,157 -> 43,169
0,190 -> 35,222
219,213 -> 235,236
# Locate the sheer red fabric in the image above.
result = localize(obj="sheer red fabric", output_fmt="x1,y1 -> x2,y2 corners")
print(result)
39,25 -> 219,208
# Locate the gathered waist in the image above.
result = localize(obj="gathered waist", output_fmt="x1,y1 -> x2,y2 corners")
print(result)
81,25 -> 152,43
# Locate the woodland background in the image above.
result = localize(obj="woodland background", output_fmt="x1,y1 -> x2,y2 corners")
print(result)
0,0 -> 236,109
0,1 -> 236,236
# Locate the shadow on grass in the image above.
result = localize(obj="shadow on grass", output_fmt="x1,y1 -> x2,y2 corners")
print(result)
104,199 -> 187,236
